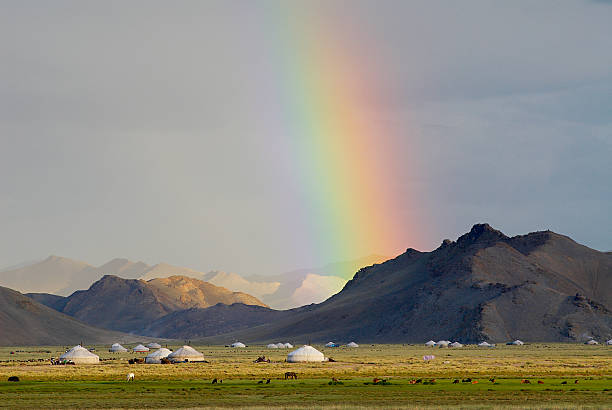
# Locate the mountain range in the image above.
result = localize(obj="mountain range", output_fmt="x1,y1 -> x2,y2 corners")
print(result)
2,224 -> 610,345
0,285 -> 139,345
0,254 -> 386,309
27,275 -> 266,334
193,224 -> 612,344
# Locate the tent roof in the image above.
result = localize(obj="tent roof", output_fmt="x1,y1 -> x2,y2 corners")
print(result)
231,342 -> 246,348
146,348 -> 172,358
146,342 -> 162,349
287,345 -> 325,362
60,345 -> 99,360
168,345 -> 205,361
346,342 -> 359,347
133,344 -> 150,351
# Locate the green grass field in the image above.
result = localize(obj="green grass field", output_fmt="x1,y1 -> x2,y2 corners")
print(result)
0,344 -> 610,408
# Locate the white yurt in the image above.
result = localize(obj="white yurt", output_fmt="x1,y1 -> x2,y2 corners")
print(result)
167,345 -> 205,362
145,348 -> 173,364
478,341 -> 492,347
267,343 -> 279,349
325,342 -> 337,347
607,339 -> 612,345
585,339 -> 599,345
283,343 -> 293,348
109,343 -> 128,353
425,340 -> 436,347
231,342 -> 246,348
60,345 -> 99,364
450,342 -> 463,348
346,342 -> 359,347
146,342 -> 162,349
287,345 -> 325,363
436,340 -> 450,347
133,344 -> 150,352
275,342 -> 285,348
511,340 -> 524,346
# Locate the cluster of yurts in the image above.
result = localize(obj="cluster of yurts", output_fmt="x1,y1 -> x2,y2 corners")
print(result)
57,341 -> 360,365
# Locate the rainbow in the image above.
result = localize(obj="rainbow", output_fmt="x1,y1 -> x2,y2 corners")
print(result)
268,7 -> 424,264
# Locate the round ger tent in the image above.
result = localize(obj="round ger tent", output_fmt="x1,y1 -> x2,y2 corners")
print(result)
478,341 -> 492,347
60,345 -> 99,364
133,344 -> 150,352
231,342 -> 246,348
436,340 -> 450,348
346,342 -> 359,347
450,342 -> 463,348
607,339 -> 612,346
147,342 -> 162,349
509,340 -> 524,346
275,343 -> 285,348
145,348 -> 173,364
167,346 -> 205,362
287,345 -> 325,363
425,340 -> 436,347
267,343 -> 279,349
585,339 -> 599,345
325,342 -> 338,347
283,343 -> 293,348
109,343 -> 128,352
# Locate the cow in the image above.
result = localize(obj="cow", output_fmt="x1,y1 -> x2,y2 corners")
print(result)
561,381 -> 567,385
537,380 -> 544,384
126,373 -> 135,382
284,372 -> 298,380
7,376 -> 19,382
452,379 -> 459,384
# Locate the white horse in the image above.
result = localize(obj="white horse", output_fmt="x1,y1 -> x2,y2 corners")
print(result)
126,372 -> 135,382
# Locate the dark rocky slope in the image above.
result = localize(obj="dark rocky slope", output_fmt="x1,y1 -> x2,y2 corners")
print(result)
199,224 -> 612,343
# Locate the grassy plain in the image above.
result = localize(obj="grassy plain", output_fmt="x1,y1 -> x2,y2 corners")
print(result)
0,344 -> 610,408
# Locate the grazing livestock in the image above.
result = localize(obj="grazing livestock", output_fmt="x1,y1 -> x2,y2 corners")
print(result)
561,381 -> 567,385
126,373 -> 135,382
453,379 -> 459,384
212,379 -> 218,384
462,378 -> 471,383
284,372 -> 298,380
7,376 -> 19,382
257,380 -> 263,384
254,356 -> 270,363
489,378 -> 496,383
266,379 -> 271,384
415,379 -> 423,384
537,380 -> 544,384
575,380 -> 579,384
521,379 -> 531,384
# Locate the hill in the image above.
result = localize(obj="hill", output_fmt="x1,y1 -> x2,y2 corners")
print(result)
0,286 -> 138,346
32,275 -> 267,333
138,303 -> 290,339
198,224 -> 612,343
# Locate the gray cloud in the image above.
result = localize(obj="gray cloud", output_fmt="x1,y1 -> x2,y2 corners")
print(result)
1,0 -> 611,275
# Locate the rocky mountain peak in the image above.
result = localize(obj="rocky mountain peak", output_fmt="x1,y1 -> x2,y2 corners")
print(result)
457,223 -> 508,246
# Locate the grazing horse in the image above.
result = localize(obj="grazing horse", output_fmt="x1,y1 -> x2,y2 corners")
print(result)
284,372 -> 298,380
126,373 -> 135,382
266,379 -> 271,384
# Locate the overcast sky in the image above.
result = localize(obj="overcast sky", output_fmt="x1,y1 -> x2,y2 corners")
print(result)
1,0 -> 611,275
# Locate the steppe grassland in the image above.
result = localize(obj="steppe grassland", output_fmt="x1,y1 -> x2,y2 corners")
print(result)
0,343 -> 610,380
0,344 -> 610,408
